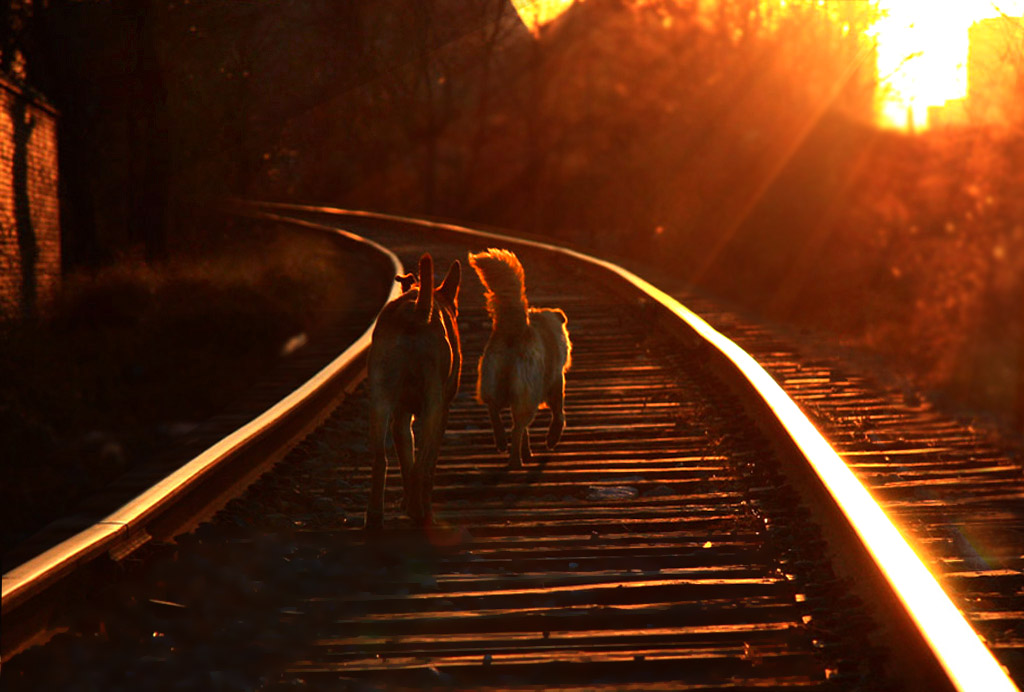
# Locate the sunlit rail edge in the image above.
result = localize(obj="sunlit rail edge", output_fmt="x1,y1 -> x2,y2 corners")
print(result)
252,201 -> 1018,692
0,216 -> 403,650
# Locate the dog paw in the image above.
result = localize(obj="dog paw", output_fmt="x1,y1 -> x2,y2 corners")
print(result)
547,417 -> 565,449
364,511 -> 384,531
406,500 -> 427,524
407,508 -> 434,527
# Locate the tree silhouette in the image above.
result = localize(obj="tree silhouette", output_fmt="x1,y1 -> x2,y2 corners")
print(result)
126,0 -> 169,262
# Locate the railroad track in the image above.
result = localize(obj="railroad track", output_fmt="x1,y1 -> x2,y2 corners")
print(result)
2,206 -> 1020,691
681,306 -> 1024,686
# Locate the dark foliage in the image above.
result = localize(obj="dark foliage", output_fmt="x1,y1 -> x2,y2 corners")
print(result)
6,0 -> 1022,430
0,225 -> 377,555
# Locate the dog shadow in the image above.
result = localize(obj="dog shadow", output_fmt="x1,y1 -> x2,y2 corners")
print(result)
468,430 -> 554,517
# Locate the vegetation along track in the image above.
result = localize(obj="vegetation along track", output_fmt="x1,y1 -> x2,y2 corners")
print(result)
2,207 -> 1019,691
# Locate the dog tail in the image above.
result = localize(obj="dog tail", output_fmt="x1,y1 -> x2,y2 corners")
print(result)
468,248 -> 528,335
415,254 -> 434,322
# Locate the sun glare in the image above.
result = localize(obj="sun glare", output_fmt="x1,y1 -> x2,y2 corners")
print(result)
512,1 -> 1024,132
512,0 -> 576,34
872,0 -> 1024,130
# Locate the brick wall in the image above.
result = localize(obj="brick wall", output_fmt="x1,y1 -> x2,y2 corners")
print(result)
1,76 -> 60,321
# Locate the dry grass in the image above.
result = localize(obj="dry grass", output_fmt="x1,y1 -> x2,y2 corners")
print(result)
0,224 -> 379,555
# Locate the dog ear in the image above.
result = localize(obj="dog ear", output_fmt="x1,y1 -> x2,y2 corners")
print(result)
395,273 -> 417,293
416,255 -> 435,320
438,260 -> 461,304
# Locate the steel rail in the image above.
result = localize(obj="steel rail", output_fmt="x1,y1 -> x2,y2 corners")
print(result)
248,201 -> 1019,692
1,216 -> 403,659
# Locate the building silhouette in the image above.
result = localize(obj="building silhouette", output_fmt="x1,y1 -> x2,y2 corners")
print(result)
967,16 -> 1023,125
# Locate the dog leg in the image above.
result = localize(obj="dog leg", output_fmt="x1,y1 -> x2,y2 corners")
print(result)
487,403 -> 508,452
417,408 -> 451,526
510,403 -> 536,468
366,405 -> 389,530
411,404 -> 445,526
392,413 -> 414,516
546,383 -> 566,449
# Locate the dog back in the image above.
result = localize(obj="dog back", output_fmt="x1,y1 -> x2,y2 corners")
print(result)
531,308 -> 572,383
369,257 -> 461,415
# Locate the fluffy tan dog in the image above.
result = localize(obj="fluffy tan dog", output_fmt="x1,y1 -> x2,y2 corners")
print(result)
366,254 -> 461,529
468,248 -> 571,468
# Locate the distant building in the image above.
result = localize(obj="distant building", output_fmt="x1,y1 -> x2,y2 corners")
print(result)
927,98 -> 968,129
968,17 -> 1024,125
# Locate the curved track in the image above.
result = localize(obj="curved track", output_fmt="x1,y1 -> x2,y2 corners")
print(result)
2,208 -> 1019,692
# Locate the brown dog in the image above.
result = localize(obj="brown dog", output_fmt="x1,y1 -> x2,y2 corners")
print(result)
468,248 -> 571,468
366,254 -> 461,529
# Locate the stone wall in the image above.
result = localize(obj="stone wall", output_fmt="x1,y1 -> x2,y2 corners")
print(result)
1,76 -> 60,320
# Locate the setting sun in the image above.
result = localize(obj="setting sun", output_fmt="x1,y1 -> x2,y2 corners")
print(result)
873,0 -> 1024,130
512,0 -> 576,34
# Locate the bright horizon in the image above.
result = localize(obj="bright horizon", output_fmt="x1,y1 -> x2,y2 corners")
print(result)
874,0 -> 1024,130
511,0 -> 575,34
512,0 -> 1024,131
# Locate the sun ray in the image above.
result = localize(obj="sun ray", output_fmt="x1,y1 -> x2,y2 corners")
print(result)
512,1 -> 1024,132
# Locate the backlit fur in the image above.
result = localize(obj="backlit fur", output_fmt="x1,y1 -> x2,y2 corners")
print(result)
366,254 -> 461,528
468,248 -> 571,468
